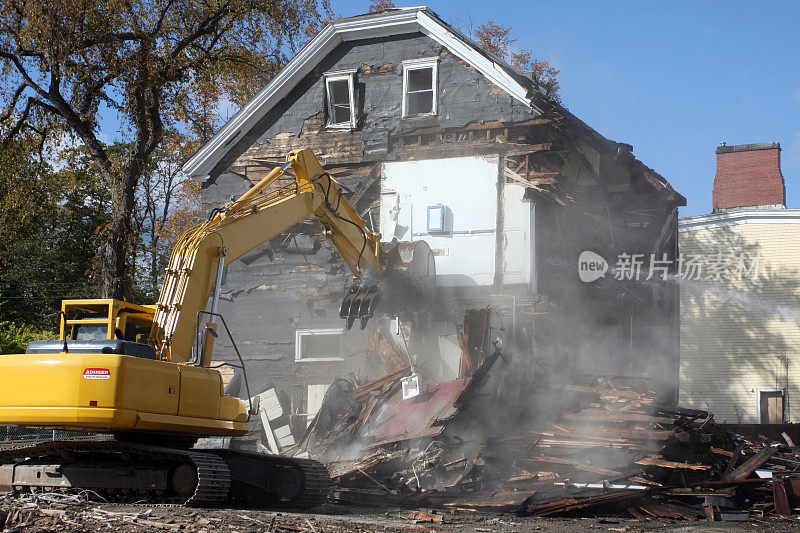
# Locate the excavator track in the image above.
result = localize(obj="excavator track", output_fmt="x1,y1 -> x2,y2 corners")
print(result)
183,452 -> 230,506
288,457 -> 333,509
0,438 -> 329,508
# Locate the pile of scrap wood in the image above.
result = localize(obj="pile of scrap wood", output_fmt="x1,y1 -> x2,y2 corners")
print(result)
291,351 -> 800,521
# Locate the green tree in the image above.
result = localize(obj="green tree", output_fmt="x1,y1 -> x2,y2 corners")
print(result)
0,0 -> 329,300
0,140 -> 110,326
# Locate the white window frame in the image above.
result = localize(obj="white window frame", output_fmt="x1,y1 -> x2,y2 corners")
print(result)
295,328 -> 345,362
402,57 -> 438,118
324,70 -> 356,130
756,387 -> 786,424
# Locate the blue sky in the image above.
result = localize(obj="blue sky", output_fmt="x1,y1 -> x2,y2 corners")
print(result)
330,0 -> 800,216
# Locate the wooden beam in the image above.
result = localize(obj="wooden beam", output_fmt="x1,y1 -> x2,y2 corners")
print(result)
723,446 -> 778,481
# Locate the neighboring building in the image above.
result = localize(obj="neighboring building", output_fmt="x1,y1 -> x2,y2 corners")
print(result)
680,142 -> 800,425
182,7 -> 684,436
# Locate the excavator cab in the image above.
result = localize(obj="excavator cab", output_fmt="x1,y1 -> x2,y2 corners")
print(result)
25,299 -> 160,360
59,299 -> 156,342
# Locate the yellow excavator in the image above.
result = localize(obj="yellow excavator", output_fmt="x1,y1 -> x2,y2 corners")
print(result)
0,149 -> 435,506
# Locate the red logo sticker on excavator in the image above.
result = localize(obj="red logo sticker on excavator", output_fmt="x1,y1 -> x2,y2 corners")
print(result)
83,368 -> 111,380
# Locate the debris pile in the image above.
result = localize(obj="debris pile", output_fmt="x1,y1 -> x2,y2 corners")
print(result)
291,347 -> 800,522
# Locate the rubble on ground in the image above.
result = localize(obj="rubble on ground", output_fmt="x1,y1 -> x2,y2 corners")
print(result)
0,493 -> 399,532
287,341 -> 800,523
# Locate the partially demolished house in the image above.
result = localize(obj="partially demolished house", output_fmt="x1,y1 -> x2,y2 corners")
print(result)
182,7 -> 685,442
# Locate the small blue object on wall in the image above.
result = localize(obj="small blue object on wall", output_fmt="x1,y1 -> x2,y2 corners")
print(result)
427,204 -> 445,232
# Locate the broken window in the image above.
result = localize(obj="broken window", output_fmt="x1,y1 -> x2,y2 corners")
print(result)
402,58 -> 438,117
295,328 -> 344,362
325,72 -> 356,129
757,388 -> 785,424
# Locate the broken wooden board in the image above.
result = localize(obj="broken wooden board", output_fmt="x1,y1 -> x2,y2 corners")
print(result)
723,446 -> 778,481
636,456 -> 711,470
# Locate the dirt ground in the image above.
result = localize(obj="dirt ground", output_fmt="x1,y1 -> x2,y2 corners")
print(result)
4,500 -> 800,533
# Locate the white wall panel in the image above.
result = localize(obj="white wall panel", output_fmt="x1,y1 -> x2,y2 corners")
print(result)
382,156 -> 498,286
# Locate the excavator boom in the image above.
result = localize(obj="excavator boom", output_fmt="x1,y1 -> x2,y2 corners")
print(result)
151,149 -> 390,364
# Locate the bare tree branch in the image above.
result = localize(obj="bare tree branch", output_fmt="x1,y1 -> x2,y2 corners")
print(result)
0,50 -> 49,99
170,3 -> 232,60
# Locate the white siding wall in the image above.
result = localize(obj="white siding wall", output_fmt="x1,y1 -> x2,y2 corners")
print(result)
679,221 -> 800,423
381,156 -> 531,288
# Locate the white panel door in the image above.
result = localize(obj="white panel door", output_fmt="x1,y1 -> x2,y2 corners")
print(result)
502,183 -> 531,285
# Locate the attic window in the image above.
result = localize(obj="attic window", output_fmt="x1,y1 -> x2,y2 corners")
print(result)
402,58 -> 438,117
325,71 -> 356,129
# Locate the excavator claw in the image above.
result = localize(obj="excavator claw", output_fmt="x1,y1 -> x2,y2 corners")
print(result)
339,284 -> 379,330
339,240 -> 436,330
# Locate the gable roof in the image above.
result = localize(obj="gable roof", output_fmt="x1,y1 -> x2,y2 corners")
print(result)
182,7 -> 540,179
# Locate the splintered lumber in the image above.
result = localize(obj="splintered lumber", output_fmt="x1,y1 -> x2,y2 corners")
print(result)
521,456 -> 623,478
668,487 -> 736,497
529,437 -> 654,450
639,504 -> 682,519
408,511 -> 444,524
723,445 -> 779,481
710,447 -> 734,458
543,383 -> 650,401
528,491 -> 640,517
664,504 -> 699,521
298,358 -> 800,520
351,367 -> 410,399
693,478 -> 768,486
553,425 -> 672,443
628,476 -> 663,487
720,443 -> 743,479
438,490 -> 537,512
764,453 -> 800,469
563,411 -> 674,425
635,456 -> 711,470
627,507 -> 647,521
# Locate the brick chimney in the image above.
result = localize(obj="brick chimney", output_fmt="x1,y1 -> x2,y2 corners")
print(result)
712,142 -> 785,211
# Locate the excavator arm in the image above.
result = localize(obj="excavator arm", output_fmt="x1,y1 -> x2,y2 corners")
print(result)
151,149 -> 387,364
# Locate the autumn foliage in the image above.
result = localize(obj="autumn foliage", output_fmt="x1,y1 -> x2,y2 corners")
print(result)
0,0 -> 329,299
369,0 -> 397,13
475,20 -> 561,101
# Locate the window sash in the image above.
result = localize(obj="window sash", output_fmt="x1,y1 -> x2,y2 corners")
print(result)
402,60 -> 437,117
325,74 -> 355,129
